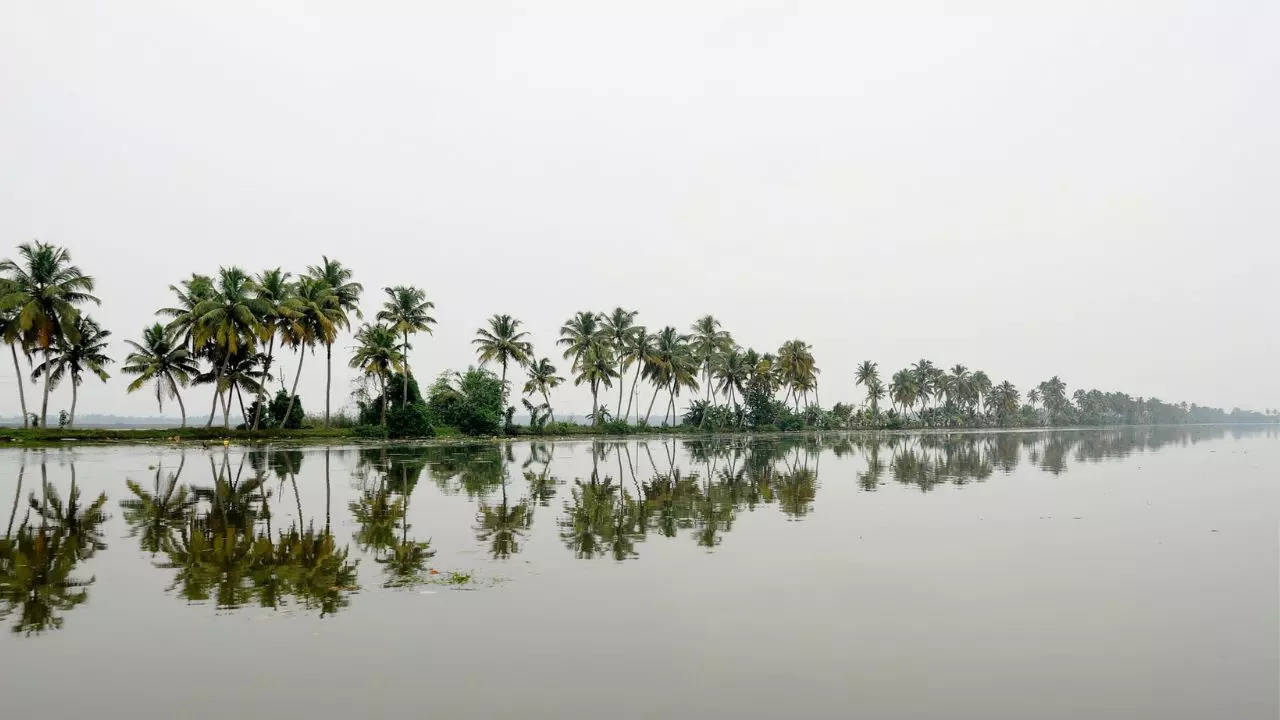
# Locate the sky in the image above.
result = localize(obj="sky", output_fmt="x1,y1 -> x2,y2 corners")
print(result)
1,1 -> 1276,421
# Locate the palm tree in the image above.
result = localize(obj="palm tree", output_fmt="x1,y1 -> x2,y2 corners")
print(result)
911,359 -> 937,414
776,339 -> 817,410
122,324 -> 199,426
601,308 -> 640,419
865,378 -> 886,416
472,314 -> 532,400
349,323 -> 404,427
1037,376 -> 1069,424
376,286 -> 436,407
642,326 -> 683,425
157,273 -> 216,354
0,241 -> 100,427
31,315 -> 111,426
280,276 -> 341,427
306,257 -> 362,428
0,278 -> 30,426
855,360 -> 880,412
251,269 -> 299,430
620,327 -> 654,423
689,315 -> 731,408
522,357 -> 564,423
713,348 -> 749,414
557,311 -> 604,371
971,370 -> 992,414
890,369 -> 918,416
192,267 -> 264,428
574,342 -> 618,426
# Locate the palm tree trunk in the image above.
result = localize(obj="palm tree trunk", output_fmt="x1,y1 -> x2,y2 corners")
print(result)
174,379 -> 187,428
39,350 -> 52,428
616,359 -> 626,419
501,360 -> 508,408
402,331 -> 410,408
542,389 -> 554,424
207,356 -> 227,427
644,383 -> 661,425
6,457 -> 23,538
624,363 -> 641,423
253,334 -> 276,431
282,347 -> 305,429
70,381 -> 78,426
591,380 -> 599,426
10,345 -> 28,428
379,373 -> 388,427
221,381 -> 233,429
324,342 -> 333,428
235,385 -> 248,426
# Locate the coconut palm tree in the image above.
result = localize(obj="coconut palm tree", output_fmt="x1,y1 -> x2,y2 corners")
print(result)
472,314 -> 532,400
618,327 -> 655,424
865,378 -> 886,416
890,369 -> 918,416
306,257 -> 362,427
0,241 -> 100,428
30,315 -> 112,426
122,324 -> 199,427
280,276 -> 341,426
854,360 -> 880,412
192,267 -> 264,428
1037,376 -> 1069,424
557,310 -> 604,371
349,323 -> 404,427
574,341 -> 617,426
522,357 -> 564,423
714,347 -> 750,413
776,339 -> 817,410
601,308 -> 640,418
157,273 -> 216,353
0,278 -> 31,427
971,370 -> 992,414
689,315 -> 731,407
376,286 -> 436,407
911,359 -> 937,414
641,326 -> 682,425
251,269 -> 299,430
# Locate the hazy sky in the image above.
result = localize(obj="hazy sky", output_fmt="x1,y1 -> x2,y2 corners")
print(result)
1,1 -> 1276,420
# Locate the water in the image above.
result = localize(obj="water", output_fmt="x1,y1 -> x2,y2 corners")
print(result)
1,427 -> 1276,719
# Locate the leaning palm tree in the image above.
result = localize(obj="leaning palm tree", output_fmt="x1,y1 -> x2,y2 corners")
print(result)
472,314 -> 533,400
854,360 -> 881,411
279,276 -> 341,427
192,267 -> 264,428
31,314 -> 112,426
0,241 -> 100,428
713,347 -> 749,413
522,357 -> 564,423
122,323 -> 199,426
601,308 -> 640,419
376,286 -> 436,407
349,323 -> 404,427
250,269 -> 299,430
306,257 -> 363,427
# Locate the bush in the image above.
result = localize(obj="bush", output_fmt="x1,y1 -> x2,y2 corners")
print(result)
358,373 -> 423,425
351,424 -> 389,439
245,390 -> 304,429
386,404 -> 434,438
427,367 -> 504,436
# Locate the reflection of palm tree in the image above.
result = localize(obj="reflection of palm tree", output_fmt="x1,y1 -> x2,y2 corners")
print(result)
120,455 -> 194,555
0,524 -> 95,634
475,488 -> 531,559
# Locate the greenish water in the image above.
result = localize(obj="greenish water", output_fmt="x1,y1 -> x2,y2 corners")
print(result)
1,427 -> 1276,719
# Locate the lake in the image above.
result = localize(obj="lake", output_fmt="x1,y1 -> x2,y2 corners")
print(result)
1,427 -> 1276,719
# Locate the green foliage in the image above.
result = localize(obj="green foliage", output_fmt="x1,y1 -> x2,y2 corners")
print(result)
245,389 -> 304,429
386,403 -> 433,438
351,424 -> 389,439
427,367 -> 504,436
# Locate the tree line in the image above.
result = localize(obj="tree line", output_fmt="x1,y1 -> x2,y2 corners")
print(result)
0,240 -> 1273,434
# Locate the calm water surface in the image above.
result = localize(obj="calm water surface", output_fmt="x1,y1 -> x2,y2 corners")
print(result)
1,427 -> 1276,719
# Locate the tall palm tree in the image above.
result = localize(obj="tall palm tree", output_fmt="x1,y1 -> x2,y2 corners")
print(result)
349,323 -> 404,427
376,286 -> 436,407
522,358 -> 564,423
971,370 -> 992,414
866,377 -> 886,415
777,339 -> 817,410
642,326 -> 682,425
601,308 -> 640,418
472,314 -> 532,400
306,257 -> 362,428
854,360 -> 880,412
574,342 -> 617,426
1037,376 -> 1069,424
0,241 -> 100,428
251,269 -> 299,430
620,327 -> 654,423
890,369 -> 918,416
911,359 -> 937,414
122,323 -> 199,426
31,314 -> 112,426
192,267 -> 264,428
280,276 -> 341,427
713,348 -> 749,413
157,273 -> 216,354
689,315 -> 731,407
557,311 -> 604,370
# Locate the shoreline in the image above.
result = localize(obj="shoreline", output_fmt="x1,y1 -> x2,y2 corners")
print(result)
0,421 -> 1273,449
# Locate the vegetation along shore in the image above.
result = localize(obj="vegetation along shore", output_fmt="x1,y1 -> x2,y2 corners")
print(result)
0,240 -> 1274,441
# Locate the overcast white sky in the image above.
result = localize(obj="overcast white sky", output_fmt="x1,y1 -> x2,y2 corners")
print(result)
1,1 -> 1276,420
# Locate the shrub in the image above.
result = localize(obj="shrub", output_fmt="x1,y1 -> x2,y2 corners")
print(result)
386,403 -> 434,438
245,390 -> 304,429
427,367 -> 503,436
351,424 -> 389,439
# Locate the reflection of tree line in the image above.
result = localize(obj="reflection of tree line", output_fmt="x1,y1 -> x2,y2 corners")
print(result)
3,424 -> 1272,633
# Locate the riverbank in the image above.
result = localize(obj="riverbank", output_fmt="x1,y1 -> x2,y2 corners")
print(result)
0,420 -> 1273,448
